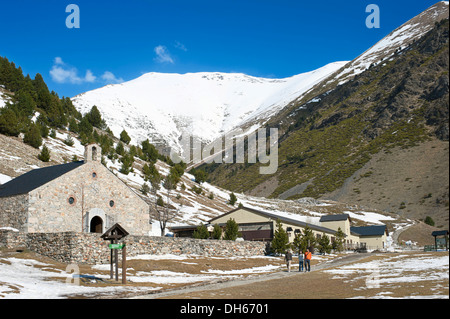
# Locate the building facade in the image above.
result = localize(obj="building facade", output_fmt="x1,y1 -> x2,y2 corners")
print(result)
0,144 -> 151,236
172,206 -> 389,251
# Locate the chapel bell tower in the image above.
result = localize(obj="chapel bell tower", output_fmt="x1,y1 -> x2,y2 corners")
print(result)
84,143 -> 102,163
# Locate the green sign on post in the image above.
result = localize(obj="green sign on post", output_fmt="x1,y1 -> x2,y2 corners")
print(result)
109,243 -> 125,249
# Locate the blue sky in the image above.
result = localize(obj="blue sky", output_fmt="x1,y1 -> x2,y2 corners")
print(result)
0,0 -> 443,98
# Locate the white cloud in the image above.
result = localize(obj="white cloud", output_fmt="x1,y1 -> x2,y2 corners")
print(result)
50,57 -> 96,84
49,57 -> 122,85
174,41 -> 187,52
50,65 -> 83,84
101,71 -> 124,84
154,45 -> 174,64
84,70 -> 96,83
54,57 -> 65,65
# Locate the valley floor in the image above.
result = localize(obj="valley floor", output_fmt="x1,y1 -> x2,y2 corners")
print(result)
0,248 -> 447,299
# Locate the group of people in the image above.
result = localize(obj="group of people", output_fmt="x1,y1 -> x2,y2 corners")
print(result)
284,249 -> 312,272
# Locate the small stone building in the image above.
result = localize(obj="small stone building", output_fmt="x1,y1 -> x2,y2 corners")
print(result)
0,144 -> 151,236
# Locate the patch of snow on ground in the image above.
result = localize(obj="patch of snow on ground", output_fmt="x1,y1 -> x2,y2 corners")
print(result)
324,253 -> 449,299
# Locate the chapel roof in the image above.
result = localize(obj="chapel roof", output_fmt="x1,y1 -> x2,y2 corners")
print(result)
0,161 -> 84,197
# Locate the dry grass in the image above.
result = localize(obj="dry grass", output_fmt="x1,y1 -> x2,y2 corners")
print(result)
160,252 -> 449,299
1,248 -> 447,299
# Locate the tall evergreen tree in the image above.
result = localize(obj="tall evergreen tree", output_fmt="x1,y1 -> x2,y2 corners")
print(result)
23,123 -> 42,148
0,108 -> 20,136
271,219 -> 289,255
228,192 -> 237,206
212,224 -> 222,240
332,227 -> 346,252
223,218 -> 240,241
318,233 -> 332,254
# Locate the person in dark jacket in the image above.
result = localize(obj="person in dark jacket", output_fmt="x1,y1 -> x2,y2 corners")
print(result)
285,249 -> 293,272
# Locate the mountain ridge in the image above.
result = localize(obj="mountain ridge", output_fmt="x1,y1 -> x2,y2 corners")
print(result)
201,14 -> 449,227
71,62 -> 348,153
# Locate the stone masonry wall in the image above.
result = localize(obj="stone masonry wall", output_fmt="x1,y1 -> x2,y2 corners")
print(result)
27,160 -> 151,235
0,194 -> 29,232
0,230 -> 269,264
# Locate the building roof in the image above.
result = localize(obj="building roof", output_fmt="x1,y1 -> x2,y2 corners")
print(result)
320,214 -> 350,222
351,225 -> 387,237
210,206 -> 339,235
0,161 -> 85,197
432,230 -> 449,237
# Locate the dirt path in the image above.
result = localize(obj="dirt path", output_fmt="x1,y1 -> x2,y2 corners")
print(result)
131,253 -> 371,299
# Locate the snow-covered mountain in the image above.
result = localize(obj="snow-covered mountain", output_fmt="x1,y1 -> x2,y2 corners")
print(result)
331,1 -> 449,85
72,63 -> 347,153
71,1 -> 449,155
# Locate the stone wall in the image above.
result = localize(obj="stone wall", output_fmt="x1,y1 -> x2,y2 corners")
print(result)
0,230 -> 269,264
0,194 -> 29,232
28,160 -> 151,235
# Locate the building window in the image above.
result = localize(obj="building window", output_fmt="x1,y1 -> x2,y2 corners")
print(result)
68,197 -> 76,205
109,200 -> 115,208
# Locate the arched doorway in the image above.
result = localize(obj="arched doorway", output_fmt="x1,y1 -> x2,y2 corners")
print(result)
90,216 -> 103,233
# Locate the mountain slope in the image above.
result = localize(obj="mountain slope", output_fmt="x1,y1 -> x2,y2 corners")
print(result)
203,15 -> 449,227
71,62 -> 347,152
331,1 -> 449,85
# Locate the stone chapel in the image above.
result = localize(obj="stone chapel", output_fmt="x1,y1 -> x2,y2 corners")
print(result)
0,144 -> 151,236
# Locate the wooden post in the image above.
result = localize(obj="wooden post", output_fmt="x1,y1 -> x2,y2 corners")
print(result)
110,239 -> 113,279
122,242 -> 127,284
115,240 -> 119,281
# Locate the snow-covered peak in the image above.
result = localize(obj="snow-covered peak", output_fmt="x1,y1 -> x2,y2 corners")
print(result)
72,62 -> 347,152
334,1 -> 449,84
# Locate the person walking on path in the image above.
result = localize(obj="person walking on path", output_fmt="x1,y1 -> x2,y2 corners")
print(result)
298,250 -> 304,272
304,249 -> 312,272
285,249 -> 293,272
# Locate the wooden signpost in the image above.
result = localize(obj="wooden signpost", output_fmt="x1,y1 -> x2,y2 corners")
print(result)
101,223 -> 129,284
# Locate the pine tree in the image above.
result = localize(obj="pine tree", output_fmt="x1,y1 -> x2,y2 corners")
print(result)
271,219 -> 289,255
140,183 -> 150,195
228,192 -> 237,206
318,233 -> 332,254
23,124 -> 42,149
15,90 -> 35,117
224,218 -> 240,241
0,108 -> 20,136
212,224 -> 222,240
191,168 -> 208,184
38,144 -> 50,162
425,216 -> 435,226
115,141 -> 125,156
193,224 -> 210,239
120,129 -> 131,144
142,162 -> 161,185
292,231 -> 302,253
333,227 -> 346,252
141,139 -> 159,162
85,105 -> 104,128
119,153 -> 134,175
299,225 -> 316,252
64,134 -> 74,146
